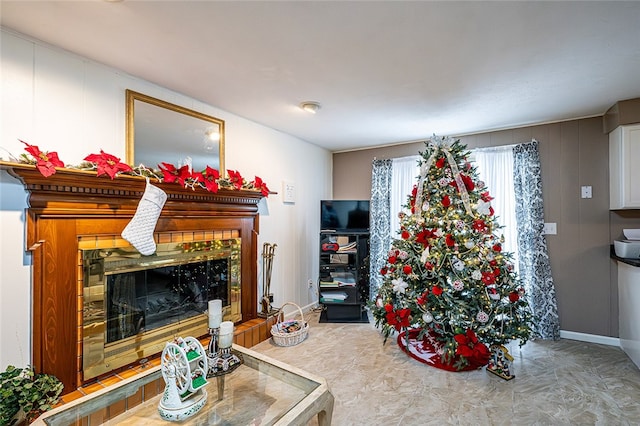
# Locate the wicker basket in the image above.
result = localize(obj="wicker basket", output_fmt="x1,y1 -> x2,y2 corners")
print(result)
270,302 -> 309,347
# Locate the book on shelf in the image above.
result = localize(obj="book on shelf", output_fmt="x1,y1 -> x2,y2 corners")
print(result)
320,291 -> 348,302
337,241 -> 357,252
320,280 -> 355,288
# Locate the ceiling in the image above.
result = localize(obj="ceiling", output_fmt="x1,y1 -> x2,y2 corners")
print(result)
2,1 -> 640,152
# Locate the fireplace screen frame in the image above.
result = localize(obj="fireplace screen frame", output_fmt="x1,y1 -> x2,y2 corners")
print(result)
82,238 -> 241,380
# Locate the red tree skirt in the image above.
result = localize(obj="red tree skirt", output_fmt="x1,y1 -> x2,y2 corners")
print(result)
397,328 -> 487,372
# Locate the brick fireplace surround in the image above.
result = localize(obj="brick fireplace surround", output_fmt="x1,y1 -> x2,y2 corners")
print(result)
2,163 -> 275,398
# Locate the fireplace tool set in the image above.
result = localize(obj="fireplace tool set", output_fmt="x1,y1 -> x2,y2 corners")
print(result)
259,242 -> 280,318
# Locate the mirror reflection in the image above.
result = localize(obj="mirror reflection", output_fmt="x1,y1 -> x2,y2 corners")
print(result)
125,90 -> 225,173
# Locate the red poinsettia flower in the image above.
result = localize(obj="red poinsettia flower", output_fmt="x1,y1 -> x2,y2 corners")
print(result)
403,265 -> 412,275
482,271 -> 496,285
386,307 -> 412,331
415,229 -> 434,247
454,329 -> 490,364
227,169 -> 244,190
251,176 -> 270,196
461,174 -> 475,191
159,162 -> 191,187
202,166 -> 220,192
21,140 -> 65,177
445,233 -> 455,247
432,285 -> 443,296
480,191 -> 494,202
189,171 -> 205,187
509,291 -> 520,302
436,157 -> 446,168
401,230 -> 410,240
417,290 -> 429,305
442,195 -> 451,207
449,173 -> 475,193
84,150 -> 132,180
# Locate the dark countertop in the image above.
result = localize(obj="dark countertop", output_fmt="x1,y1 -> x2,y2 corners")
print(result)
611,245 -> 640,267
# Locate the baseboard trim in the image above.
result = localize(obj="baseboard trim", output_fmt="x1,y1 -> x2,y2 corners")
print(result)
279,302 -> 318,318
560,330 -> 620,347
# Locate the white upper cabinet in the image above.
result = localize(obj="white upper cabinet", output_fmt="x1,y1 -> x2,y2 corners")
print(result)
610,124 -> 640,209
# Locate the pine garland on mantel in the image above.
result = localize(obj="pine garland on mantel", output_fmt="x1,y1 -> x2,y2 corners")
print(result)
1,140 -> 270,197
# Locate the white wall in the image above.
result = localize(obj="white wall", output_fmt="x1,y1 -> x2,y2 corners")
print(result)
0,29 -> 331,368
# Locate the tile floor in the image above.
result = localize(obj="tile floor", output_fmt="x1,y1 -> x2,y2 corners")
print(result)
251,309 -> 640,426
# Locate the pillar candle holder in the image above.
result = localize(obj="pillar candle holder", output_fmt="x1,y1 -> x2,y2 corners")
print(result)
206,325 -> 243,379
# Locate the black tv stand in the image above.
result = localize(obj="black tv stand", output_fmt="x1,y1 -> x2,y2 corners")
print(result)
318,231 -> 369,323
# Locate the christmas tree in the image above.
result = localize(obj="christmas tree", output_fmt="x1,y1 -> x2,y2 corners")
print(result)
371,136 -> 532,372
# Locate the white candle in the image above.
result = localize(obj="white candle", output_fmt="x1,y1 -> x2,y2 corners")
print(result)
219,321 -> 234,348
208,299 -> 222,328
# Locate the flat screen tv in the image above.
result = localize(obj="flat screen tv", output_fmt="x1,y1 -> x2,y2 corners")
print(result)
320,200 -> 370,232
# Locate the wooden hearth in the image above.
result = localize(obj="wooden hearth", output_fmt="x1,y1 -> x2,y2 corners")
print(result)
2,163 -> 264,394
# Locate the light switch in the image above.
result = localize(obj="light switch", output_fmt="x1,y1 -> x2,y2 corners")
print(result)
543,223 -> 557,235
283,181 -> 295,203
581,185 -> 592,199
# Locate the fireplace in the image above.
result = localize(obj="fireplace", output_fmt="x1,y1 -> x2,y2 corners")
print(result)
82,237 -> 241,380
2,163 -> 264,394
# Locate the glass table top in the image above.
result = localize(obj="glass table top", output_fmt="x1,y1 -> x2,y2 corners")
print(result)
34,345 -> 333,426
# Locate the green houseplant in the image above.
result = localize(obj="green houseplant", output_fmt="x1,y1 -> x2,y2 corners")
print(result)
0,365 -> 63,425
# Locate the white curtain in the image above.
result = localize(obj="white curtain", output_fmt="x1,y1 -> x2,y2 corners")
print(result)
472,146 -> 518,271
390,156 -> 420,238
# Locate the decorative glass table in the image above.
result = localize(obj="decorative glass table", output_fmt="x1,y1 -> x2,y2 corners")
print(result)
33,345 -> 334,426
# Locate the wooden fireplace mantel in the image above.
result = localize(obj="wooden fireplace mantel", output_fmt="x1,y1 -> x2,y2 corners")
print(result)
1,162 -> 265,393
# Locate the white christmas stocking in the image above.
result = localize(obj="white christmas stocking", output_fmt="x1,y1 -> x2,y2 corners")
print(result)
121,179 -> 167,255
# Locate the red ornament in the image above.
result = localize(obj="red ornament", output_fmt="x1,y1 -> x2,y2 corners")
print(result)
509,292 -> 520,302
482,271 -> 496,285
403,265 -> 413,275
436,157 -> 446,168
401,230 -> 410,240
388,256 -> 397,264
432,285 -> 443,296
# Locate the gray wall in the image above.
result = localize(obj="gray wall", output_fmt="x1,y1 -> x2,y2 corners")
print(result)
334,116 -> 640,337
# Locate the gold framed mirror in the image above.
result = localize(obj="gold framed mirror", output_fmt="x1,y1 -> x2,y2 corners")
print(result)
125,89 -> 225,174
